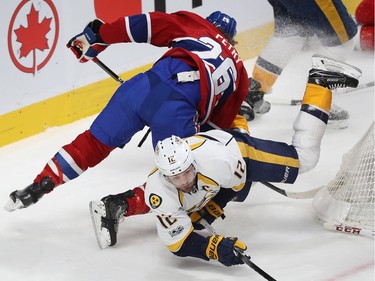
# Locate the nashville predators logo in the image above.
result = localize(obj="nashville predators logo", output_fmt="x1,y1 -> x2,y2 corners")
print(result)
149,193 -> 162,209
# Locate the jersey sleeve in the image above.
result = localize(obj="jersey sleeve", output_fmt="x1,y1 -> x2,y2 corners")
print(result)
155,209 -> 196,252
146,186 -> 211,262
192,132 -> 247,191
98,11 -> 206,48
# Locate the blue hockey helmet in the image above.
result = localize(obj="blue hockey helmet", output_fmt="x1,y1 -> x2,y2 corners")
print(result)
206,11 -> 237,40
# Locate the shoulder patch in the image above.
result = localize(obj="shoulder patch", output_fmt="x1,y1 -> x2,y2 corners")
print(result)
149,193 -> 162,209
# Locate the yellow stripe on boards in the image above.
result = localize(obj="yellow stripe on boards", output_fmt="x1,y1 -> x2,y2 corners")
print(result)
252,64 -> 279,92
0,23 -> 274,147
0,63 -> 152,147
236,22 -> 274,61
237,142 -> 299,168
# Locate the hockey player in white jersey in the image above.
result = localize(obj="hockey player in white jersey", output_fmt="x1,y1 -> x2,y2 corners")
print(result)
90,54 -> 361,267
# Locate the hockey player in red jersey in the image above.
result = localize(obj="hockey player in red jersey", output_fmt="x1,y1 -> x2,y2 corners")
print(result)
355,0 -> 374,51
5,11 -> 249,212
89,55 -> 362,266
240,0 -> 358,129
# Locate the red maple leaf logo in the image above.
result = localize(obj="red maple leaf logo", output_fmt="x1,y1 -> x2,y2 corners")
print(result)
14,4 -> 52,58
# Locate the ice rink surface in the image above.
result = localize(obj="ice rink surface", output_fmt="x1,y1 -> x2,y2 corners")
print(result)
0,50 -> 373,281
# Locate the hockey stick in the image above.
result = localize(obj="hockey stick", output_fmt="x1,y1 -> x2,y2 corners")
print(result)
260,182 -> 322,199
92,58 -> 151,147
93,57 -> 125,84
199,219 -> 277,281
266,81 -> 374,106
335,80 -> 374,94
265,96 -> 302,106
322,223 -> 375,238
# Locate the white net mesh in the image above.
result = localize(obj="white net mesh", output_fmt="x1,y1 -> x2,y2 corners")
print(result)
313,121 -> 375,231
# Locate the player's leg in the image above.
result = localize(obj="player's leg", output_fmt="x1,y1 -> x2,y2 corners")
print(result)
248,0 -> 307,119
89,99 -> 200,249
5,73 -> 152,212
309,0 -> 358,129
89,75 -> 201,248
233,55 -> 361,184
90,73 -> 150,147
293,54 -> 360,173
90,183 -> 149,249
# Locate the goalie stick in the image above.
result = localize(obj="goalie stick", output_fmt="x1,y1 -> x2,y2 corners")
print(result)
199,219 -> 277,281
92,58 -> 151,147
261,182 -> 322,199
266,81 -> 374,106
322,223 -> 375,239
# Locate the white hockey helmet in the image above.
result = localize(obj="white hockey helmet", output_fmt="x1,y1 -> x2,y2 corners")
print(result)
154,135 -> 195,176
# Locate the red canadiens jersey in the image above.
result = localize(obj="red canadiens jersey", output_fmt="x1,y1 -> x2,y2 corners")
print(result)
99,11 -> 249,128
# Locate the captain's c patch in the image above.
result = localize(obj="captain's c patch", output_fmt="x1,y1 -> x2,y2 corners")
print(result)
149,193 -> 162,209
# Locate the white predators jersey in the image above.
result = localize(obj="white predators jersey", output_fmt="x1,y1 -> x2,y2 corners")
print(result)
145,130 -> 246,252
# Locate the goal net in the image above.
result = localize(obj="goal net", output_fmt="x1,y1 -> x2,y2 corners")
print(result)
312,121 -> 374,236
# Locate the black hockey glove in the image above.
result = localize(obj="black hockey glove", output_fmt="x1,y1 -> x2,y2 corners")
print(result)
245,78 -> 263,105
189,200 -> 225,230
205,235 -> 248,266
67,19 -> 109,63
239,101 -> 255,121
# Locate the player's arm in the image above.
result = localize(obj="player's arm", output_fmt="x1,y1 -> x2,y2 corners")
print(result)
67,11 -> 196,62
154,211 -> 247,267
99,12 -> 194,47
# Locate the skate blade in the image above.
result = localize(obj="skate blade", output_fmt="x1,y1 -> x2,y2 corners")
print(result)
4,198 -> 24,212
89,201 -> 111,249
311,54 -> 362,79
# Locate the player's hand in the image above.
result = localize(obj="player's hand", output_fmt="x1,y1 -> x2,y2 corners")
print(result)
189,200 -> 225,230
66,19 -> 109,63
205,235 -> 249,266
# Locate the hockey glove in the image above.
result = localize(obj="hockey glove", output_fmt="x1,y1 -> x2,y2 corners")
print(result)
189,200 -> 225,230
67,19 -> 109,63
206,235 -> 248,266
245,78 -> 270,115
238,101 -> 255,121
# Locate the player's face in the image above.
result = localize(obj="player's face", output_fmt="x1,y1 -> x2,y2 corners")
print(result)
167,165 -> 196,193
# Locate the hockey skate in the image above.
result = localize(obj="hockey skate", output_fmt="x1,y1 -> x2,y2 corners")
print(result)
309,54 -> 362,129
89,191 -> 133,249
309,54 -> 362,89
4,176 -> 55,212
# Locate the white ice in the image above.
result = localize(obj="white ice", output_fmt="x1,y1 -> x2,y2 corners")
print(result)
0,51 -> 373,281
